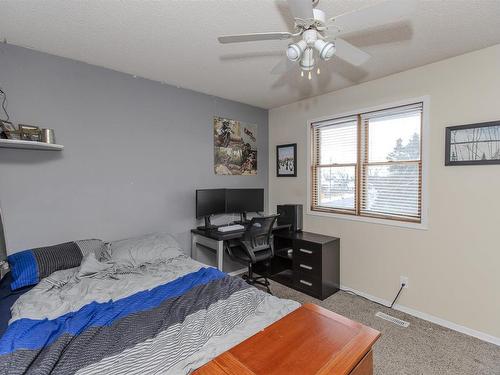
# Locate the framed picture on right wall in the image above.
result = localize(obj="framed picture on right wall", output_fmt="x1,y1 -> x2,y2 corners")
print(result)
276,143 -> 297,177
445,120 -> 500,166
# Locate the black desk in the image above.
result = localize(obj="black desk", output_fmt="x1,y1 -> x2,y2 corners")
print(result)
191,226 -> 340,299
190,224 -> 291,273
191,224 -> 291,241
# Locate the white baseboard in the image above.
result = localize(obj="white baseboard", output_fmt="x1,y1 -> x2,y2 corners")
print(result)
340,285 -> 500,347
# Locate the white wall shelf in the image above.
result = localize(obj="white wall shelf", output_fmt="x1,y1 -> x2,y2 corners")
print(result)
0,139 -> 64,151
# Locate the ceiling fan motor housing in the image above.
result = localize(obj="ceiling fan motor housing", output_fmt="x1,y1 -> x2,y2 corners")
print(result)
312,8 -> 326,24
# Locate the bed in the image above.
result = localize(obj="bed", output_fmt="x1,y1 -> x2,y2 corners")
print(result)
0,233 -> 299,374
0,272 -> 33,338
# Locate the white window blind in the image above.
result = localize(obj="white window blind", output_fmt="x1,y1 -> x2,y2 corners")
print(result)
312,117 -> 358,213
311,103 -> 423,223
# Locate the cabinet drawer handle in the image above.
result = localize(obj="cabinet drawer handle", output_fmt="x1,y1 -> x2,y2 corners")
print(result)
299,264 -> 313,270
299,249 -> 313,254
299,279 -> 313,287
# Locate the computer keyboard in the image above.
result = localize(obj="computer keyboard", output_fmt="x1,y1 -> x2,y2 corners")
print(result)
218,224 -> 245,232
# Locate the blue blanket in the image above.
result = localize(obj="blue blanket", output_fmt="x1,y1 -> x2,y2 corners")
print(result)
0,272 -> 33,338
0,267 -> 262,375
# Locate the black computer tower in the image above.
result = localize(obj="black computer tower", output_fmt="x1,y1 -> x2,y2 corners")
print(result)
277,204 -> 303,232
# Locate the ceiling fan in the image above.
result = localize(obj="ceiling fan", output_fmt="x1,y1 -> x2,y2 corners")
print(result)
218,0 -> 416,79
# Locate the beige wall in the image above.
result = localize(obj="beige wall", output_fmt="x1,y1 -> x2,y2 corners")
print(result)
269,44 -> 500,340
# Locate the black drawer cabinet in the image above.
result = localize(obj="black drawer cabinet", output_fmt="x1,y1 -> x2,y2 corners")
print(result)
259,230 -> 340,300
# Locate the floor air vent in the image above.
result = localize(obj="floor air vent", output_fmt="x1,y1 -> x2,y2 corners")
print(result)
375,312 -> 410,327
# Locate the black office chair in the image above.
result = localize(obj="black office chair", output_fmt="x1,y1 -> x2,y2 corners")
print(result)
225,215 -> 278,294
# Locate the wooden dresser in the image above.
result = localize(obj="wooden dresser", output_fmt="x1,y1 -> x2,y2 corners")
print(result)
194,303 -> 380,375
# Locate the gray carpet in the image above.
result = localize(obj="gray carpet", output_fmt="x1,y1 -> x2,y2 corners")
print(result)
266,281 -> 500,375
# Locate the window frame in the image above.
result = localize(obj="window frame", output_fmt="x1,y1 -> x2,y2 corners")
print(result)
307,96 -> 430,230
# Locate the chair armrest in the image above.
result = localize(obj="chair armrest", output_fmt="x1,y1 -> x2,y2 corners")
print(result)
239,241 -> 257,263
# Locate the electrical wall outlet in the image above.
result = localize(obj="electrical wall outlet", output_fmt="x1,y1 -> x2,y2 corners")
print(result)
400,276 -> 409,288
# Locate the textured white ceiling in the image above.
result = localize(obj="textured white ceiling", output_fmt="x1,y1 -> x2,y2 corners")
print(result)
1,0 -> 500,109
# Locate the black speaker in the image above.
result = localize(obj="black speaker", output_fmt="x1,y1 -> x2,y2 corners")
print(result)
277,204 -> 303,232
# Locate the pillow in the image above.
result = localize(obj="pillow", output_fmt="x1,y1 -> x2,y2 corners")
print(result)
7,239 -> 105,290
108,232 -> 183,267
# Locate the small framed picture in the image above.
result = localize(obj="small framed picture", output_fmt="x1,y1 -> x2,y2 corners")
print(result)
276,143 -> 297,177
445,120 -> 500,166
19,124 -> 41,142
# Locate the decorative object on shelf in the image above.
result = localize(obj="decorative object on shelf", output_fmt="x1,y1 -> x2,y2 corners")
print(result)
0,120 -> 15,133
445,120 -> 500,166
0,120 -> 19,140
19,124 -> 41,142
213,116 -> 257,175
4,131 -> 20,140
0,85 -> 61,150
41,128 -> 56,144
277,143 -> 297,177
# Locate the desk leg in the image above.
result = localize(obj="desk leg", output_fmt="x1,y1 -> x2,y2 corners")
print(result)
191,233 -> 198,261
217,240 -> 224,271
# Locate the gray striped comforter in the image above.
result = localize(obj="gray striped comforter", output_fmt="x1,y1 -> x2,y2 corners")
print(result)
0,256 -> 299,374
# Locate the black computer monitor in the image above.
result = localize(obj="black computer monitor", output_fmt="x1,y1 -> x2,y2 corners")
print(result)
226,189 -> 264,221
196,189 -> 226,228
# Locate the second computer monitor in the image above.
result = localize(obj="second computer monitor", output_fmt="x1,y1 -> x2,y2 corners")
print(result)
226,188 -> 264,214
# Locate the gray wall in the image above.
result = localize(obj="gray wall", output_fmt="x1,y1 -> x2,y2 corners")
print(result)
0,207 -> 6,261
0,43 -> 268,253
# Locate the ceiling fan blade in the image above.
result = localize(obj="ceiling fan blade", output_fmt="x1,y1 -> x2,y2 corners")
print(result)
271,58 -> 292,75
218,32 -> 293,44
330,0 -> 416,34
287,0 -> 314,20
334,38 -> 371,66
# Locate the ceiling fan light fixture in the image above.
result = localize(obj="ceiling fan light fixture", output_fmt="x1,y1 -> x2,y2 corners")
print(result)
314,39 -> 335,61
299,48 -> 315,71
286,40 -> 307,62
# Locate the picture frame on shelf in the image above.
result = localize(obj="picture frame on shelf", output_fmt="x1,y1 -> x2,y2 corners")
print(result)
19,124 -> 41,142
445,120 -> 500,166
276,143 -> 297,177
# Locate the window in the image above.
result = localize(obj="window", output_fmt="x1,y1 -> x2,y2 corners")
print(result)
311,103 -> 423,223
